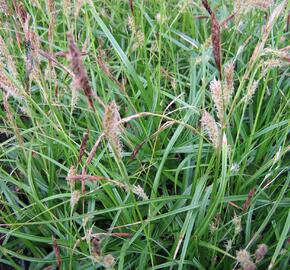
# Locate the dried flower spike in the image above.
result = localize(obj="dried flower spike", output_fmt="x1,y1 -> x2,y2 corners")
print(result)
201,110 -> 221,149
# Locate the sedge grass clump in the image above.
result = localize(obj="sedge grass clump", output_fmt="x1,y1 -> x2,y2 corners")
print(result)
0,1 -> 288,269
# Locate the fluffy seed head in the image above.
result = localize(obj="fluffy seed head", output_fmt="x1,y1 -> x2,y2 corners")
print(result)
201,110 -> 221,149
236,249 -> 251,265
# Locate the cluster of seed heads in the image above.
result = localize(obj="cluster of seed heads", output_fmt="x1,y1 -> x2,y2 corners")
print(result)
236,244 -> 268,270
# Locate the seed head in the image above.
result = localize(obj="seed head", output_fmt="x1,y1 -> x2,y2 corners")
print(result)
67,33 -> 96,110
233,213 -> 242,235
132,30 -> 145,51
225,239 -> 233,252
210,78 -> 224,122
245,81 -> 258,103
255,244 -> 268,262
128,16 -> 136,34
209,221 -> 217,234
224,62 -> 234,104
70,190 -> 80,209
230,162 -> 240,173
67,166 -> 76,189
201,110 -> 221,149
103,101 -> 122,158
0,68 -> 20,98
0,36 -> 17,78
236,249 -> 251,265
103,254 -> 115,268
211,12 -> 222,79
132,184 -> 148,200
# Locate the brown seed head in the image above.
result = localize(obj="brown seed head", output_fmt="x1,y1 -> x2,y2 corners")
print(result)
211,13 -> 222,79
67,33 -> 95,111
